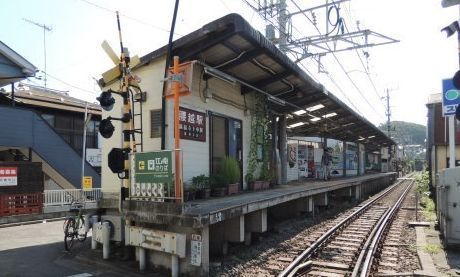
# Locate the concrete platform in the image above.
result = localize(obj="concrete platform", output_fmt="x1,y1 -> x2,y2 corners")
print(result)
96,172 -> 397,276
112,172 -> 397,228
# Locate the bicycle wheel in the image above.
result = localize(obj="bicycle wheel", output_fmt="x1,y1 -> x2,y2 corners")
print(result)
77,215 -> 87,242
64,218 -> 75,251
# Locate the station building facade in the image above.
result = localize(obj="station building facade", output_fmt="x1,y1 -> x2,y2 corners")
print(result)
97,13 -> 395,275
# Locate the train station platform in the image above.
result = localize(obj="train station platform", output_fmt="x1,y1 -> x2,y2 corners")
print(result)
97,172 -> 397,275
105,172 -> 397,228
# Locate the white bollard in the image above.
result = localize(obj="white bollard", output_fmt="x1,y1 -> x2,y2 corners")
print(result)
139,247 -> 146,271
102,221 -> 111,259
171,254 -> 179,277
91,235 -> 97,250
84,214 -> 91,232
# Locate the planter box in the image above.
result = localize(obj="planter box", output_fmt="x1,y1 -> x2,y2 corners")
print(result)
184,190 -> 196,202
195,188 -> 211,199
250,181 -> 264,191
211,187 -> 227,197
227,183 -> 239,195
262,181 -> 270,190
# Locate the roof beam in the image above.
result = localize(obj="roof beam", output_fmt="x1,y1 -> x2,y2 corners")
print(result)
212,47 -> 263,71
241,70 -> 293,95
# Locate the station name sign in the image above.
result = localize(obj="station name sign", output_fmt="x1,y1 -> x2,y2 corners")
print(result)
179,107 -> 206,142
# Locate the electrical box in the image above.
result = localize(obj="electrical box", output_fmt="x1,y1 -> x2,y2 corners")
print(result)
125,226 -> 186,258
101,215 -> 124,242
438,167 -> 460,246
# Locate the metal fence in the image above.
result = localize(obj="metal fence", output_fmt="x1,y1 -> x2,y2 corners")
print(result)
43,188 -> 102,206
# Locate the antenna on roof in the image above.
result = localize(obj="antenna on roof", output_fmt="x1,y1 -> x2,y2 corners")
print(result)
23,18 -> 52,90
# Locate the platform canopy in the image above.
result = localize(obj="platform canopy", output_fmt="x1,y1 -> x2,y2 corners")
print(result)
0,41 -> 36,86
103,13 -> 394,151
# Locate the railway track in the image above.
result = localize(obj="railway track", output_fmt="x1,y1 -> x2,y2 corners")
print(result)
276,177 -> 415,277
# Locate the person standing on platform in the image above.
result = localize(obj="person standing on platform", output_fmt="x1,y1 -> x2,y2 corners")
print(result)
322,148 -> 332,181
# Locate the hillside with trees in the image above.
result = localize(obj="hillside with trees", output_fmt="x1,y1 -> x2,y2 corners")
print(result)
378,121 -> 426,146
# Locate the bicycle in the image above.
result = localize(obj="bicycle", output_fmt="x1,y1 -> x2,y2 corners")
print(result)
63,201 -> 87,251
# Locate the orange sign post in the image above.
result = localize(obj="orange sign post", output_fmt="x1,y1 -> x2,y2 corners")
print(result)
168,57 -> 194,202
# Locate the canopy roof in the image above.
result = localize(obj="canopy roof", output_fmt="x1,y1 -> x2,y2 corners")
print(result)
102,13 -> 394,151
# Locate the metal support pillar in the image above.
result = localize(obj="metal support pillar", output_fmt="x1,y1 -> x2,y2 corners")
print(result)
271,114 -> 279,184
343,141 -> 347,177
139,247 -> 146,271
449,116 -> 456,168
102,221 -> 111,259
279,115 -> 287,184
201,226 -> 210,276
171,254 -> 179,277
11,83 -> 15,107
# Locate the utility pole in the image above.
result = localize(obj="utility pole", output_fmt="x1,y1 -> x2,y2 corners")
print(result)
384,88 -> 391,137
23,18 -> 52,89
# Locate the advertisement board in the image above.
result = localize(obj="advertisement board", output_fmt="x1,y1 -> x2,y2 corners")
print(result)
0,167 -> 18,186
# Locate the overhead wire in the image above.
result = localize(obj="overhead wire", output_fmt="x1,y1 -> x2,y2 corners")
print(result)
342,3 -> 387,110
242,0 -> 366,117
41,71 -> 99,96
288,0 -> 387,122
79,0 -> 183,36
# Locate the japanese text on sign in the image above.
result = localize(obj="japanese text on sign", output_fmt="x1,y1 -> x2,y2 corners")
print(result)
191,234 -> 202,266
179,107 -> 206,142
0,167 -> 18,186
132,151 -> 173,200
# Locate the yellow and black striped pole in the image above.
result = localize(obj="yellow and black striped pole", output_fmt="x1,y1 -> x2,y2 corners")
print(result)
116,11 -> 136,196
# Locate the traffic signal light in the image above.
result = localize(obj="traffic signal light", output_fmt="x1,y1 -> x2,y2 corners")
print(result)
96,89 -> 116,111
108,148 -> 127,174
99,118 -> 115,138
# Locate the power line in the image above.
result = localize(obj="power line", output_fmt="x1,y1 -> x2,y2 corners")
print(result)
242,0 -> 367,117
42,71 -> 99,96
79,0 -> 183,36
342,4 -> 387,110
288,0 -> 386,121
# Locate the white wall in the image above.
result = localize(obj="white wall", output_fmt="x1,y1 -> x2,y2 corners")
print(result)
101,59 -> 254,193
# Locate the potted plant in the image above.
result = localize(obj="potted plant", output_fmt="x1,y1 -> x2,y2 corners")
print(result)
192,174 -> 211,199
258,165 -> 270,190
246,172 -> 261,191
222,156 -> 241,195
210,173 -> 227,197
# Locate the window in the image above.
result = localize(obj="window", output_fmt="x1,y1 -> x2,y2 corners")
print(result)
150,110 -> 162,138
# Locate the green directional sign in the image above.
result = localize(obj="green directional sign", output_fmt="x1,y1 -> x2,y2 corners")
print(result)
134,151 -> 173,183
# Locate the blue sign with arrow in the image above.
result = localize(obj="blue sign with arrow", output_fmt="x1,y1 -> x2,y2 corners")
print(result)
442,79 -> 460,116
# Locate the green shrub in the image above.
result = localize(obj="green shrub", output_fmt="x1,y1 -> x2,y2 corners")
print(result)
191,174 -> 209,190
221,156 -> 241,184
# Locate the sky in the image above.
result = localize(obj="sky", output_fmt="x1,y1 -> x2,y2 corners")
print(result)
1,0 -> 459,127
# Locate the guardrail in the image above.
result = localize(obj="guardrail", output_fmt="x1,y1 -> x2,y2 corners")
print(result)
43,188 -> 102,206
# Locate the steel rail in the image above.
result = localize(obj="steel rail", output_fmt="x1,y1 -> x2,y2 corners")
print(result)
278,179 -> 404,277
352,178 -> 415,277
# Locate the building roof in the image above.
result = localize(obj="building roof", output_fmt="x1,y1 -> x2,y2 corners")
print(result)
101,13 -> 394,150
0,83 -> 101,115
427,93 -> 442,105
0,41 -> 37,86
